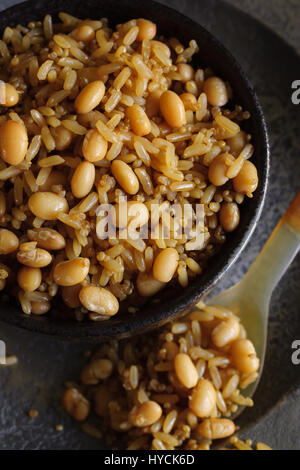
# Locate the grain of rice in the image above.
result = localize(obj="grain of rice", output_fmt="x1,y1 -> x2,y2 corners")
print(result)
209,365 -> 222,389
134,136 -> 159,155
152,44 -> 172,67
133,140 -> 151,167
22,171 -> 37,195
222,374 -> 240,399
189,346 -> 214,361
106,113 -> 123,129
9,112 -> 24,124
256,442 -> 272,450
99,269 -> 111,286
70,46 -> 89,64
123,26 -> 139,46
170,181 -> 195,192
134,167 -> 153,195
93,42 -> 114,58
178,265 -> 188,287
38,106 -> 55,117
97,255 -> 123,274
40,125 -> 55,151
57,57 -> 84,69
113,67 -> 132,90
61,119 -> 87,135
231,393 -> 253,407
129,365 -> 139,389
18,290 -> 31,314
13,176 -> 23,206
30,109 -> 46,127
203,305 -> 232,319
47,89 -> 71,107
185,80 -> 198,96
57,212 -> 83,230
96,120 -> 118,143
71,192 -> 98,213
183,142 -> 212,158
185,257 -> 201,274
159,166 -> 184,181
229,144 -> 254,176
166,132 -> 192,143
47,116 -> 61,127
97,62 -> 123,77
132,54 -> 153,79
53,34 -> 73,49
196,92 -> 208,121
215,114 -> 240,135
216,390 -> 227,414
133,249 -> 146,272
152,439 -> 166,450
171,322 -> 188,334
106,244 -> 124,259
162,410 -> 177,434
43,14 -> 53,40
120,94 -> 134,107
38,155 -> 65,167
63,69 -> 77,90
83,19 -> 103,30
240,372 -> 259,389
105,89 -> 121,113
37,59 -> 53,81
95,29 -> 109,48
0,39 -> 10,61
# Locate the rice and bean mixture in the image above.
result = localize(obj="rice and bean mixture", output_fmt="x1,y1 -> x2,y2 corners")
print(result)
0,13 -> 258,320
62,301 -> 269,450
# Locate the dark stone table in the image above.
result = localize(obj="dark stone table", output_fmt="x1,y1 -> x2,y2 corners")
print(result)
0,0 -> 299,450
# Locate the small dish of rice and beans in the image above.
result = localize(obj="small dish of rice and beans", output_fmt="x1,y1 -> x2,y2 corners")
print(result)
0,13 -> 258,322
62,300 -> 268,450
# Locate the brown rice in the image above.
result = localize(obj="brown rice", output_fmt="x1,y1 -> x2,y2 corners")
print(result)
0,13 -> 258,321
62,301 -> 267,450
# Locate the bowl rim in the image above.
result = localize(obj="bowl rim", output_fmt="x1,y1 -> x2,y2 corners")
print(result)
0,0 -> 270,342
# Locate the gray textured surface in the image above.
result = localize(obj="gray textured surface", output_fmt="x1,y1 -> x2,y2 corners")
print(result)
0,0 -> 300,450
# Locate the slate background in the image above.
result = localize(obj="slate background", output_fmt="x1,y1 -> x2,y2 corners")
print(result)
0,0 -> 299,450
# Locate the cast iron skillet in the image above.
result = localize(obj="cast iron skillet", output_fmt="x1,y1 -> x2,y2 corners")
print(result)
0,0 -> 269,341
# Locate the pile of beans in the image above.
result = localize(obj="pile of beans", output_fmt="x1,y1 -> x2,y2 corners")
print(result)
62,302 -> 260,449
0,13 -> 258,321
